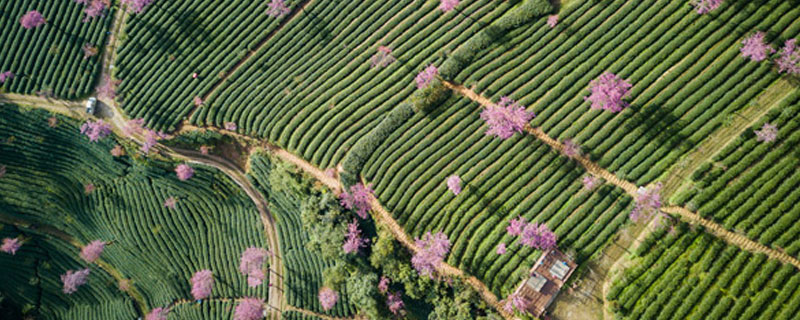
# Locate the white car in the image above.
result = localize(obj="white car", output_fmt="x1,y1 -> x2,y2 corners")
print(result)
86,97 -> 97,115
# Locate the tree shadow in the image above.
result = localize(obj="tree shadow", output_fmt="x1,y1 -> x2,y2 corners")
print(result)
298,5 -> 334,44
124,6 -> 213,58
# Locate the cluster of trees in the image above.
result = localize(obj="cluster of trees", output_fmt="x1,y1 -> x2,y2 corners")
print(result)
741,32 -> 800,76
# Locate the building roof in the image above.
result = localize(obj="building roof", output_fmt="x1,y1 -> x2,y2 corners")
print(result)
513,249 -> 577,317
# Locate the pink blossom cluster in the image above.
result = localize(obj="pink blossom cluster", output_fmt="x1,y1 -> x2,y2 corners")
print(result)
97,75 -> 120,99
191,269 -> 214,300
415,64 -> 438,89
0,71 -> 14,83
496,243 -> 507,255
547,15 -> 558,28
480,96 -> 535,139
80,240 -> 105,262
175,164 -> 194,181
411,231 -> 450,278
446,175 -> 462,195
142,129 -> 166,154
740,32 -> 775,62
193,96 -> 204,106
75,0 -> 108,22
224,122 -> 238,131
1,237 -> 21,255
124,118 -> 146,136
84,182 -> 96,194
377,276 -> 390,294
585,71 -> 632,113
111,145 -> 125,157
318,287 -> 339,311
20,10 -> 46,29
506,216 -> 526,236
439,0 -> 460,12
776,39 -> 800,75
691,0 -> 723,14
562,138 -> 582,158
120,0 -> 154,14
755,123 -> 778,142
370,46 -> 396,68
145,307 -> 168,320
342,219 -> 369,254
506,216 -> 557,250
80,119 -> 112,142
630,183 -> 662,223
501,293 -> 529,314
339,183 -> 374,219
582,176 -> 600,191
163,197 -> 177,209
267,0 -> 291,18
387,291 -> 404,315
61,268 -> 90,294
239,247 -> 270,287
234,297 -> 264,320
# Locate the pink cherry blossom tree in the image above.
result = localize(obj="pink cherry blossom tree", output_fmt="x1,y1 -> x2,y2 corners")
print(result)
342,219 -> 369,254
439,0 -> 459,12
267,0 -> 291,17
80,119 -> 112,142
191,269 -> 214,300
163,197 -> 177,209
78,0 -> 108,22
691,0 -> 723,14
585,71 -> 632,113
124,118 -> 145,136
415,64 -> 438,89
97,75 -> 121,99
111,145 -> 125,157
234,297 -> 264,320
224,122 -> 238,131
145,307 -> 168,320
1,237 -> 21,255
370,46 -> 396,68
80,240 -> 105,263
630,183 -> 663,223
193,96 -> 203,106
755,123 -> 778,142
480,96 -> 535,139
547,15 -> 558,28
582,176 -> 599,191
411,231 -> 450,278
446,175 -> 462,195
496,243 -> 507,255
175,164 -> 194,181
506,216 -> 526,236
520,223 -> 557,250
239,247 -> 270,287
319,287 -> 339,311
20,10 -> 46,29
562,138 -> 582,158
501,293 -> 528,314
120,0 -> 154,14
378,276 -> 390,294
84,182 -> 96,195
0,71 -> 15,83
141,129 -> 166,154
61,268 -> 91,294
776,39 -> 800,75
387,291 -> 404,315
339,183 -> 374,219
740,32 -> 775,62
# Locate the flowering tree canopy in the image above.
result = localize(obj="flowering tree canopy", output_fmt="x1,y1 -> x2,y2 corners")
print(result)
120,0 -> 154,14
691,0 -> 723,14
319,287 -> 339,311
339,183 -> 374,219
76,0 -> 108,22
163,196 -> 177,209
370,46 -> 396,68
496,243 -> 507,255
562,138 -> 582,158
145,307 -> 168,320
411,231 -> 450,278
740,32 -> 775,62
193,96 -> 203,106
199,145 -> 210,155
224,122 -> 238,131
501,293 -> 528,314
82,43 -> 99,59
84,182 -> 95,195
20,10 -> 46,29
378,276 -> 390,294
239,247 -> 270,287
387,292 -> 405,315
480,97 -> 534,139
519,223 -> 557,250
585,72 -> 632,113
1,237 -> 21,255
80,240 -> 105,263
141,129 -> 166,154
80,120 -> 112,142
547,15 -> 558,28
0,71 -> 15,83
776,39 -> 800,75
191,269 -> 214,300
415,64 -> 438,89
267,0 -> 291,17
630,183 -> 662,223
439,0 -> 459,12
446,175 -> 462,195
506,216 -> 526,236
61,268 -> 90,294
582,176 -> 599,191
97,75 -> 121,99
175,164 -> 194,181
111,145 -> 125,157
124,118 -> 145,136
342,219 -> 369,254
234,297 -> 264,320
755,123 -> 778,142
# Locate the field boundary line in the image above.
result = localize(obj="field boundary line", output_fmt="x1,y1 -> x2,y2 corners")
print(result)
444,80 -> 800,271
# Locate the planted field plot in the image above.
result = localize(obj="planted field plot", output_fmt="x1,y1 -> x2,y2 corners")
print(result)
115,0 -> 302,131
0,225 -> 137,320
457,0 -> 800,186
168,300 -> 235,319
607,224 -> 800,320
0,105 -> 269,314
248,154 -> 355,317
360,95 -> 631,295
194,0 -> 519,168
0,0 -> 112,98
673,90 -> 800,257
